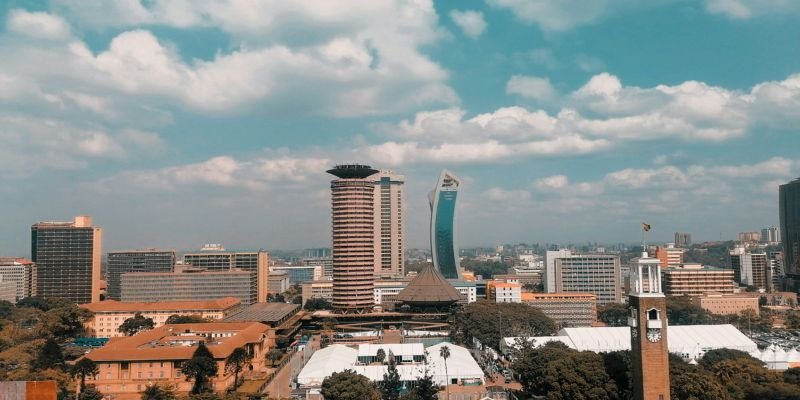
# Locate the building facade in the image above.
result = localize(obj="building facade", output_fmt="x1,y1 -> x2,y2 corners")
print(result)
662,265 -> 735,296
271,265 -> 323,285
303,257 -> 333,278
730,247 -> 770,291
107,249 -> 175,300
553,254 -> 622,304
429,170 -> 463,279
738,231 -> 761,243
762,227 -> 780,244
372,171 -> 405,278
693,294 -> 759,317
521,292 -> 597,327
183,247 -> 269,303
31,216 -> 102,303
486,281 -> 522,303
674,232 -> 692,247
121,267 -> 258,305
780,178 -> 800,281
268,270 -> 290,295
81,297 -> 243,337
0,257 -> 36,302
655,244 -> 685,269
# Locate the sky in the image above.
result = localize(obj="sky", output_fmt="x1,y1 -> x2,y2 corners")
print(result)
1,0 -> 800,254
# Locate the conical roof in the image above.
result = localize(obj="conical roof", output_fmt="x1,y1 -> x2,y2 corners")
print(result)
396,264 -> 464,304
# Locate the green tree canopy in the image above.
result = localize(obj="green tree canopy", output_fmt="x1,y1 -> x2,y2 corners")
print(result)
669,353 -> 730,400
304,297 -> 332,311
598,303 -> 629,327
320,369 -> 380,400
181,343 -> 219,394
141,384 -> 178,400
666,296 -> 713,325
700,348 -> 761,370
379,356 -> 402,400
452,301 -> 557,349
224,347 -> 252,390
118,312 -> 155,336
77,385 -> 104,400
72,357 -> 99,390
165,314 -> 207,324
32,338 -> 65,370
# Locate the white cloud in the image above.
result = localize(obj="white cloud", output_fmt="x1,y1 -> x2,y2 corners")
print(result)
7,9 -> 71,40
533,175 -> 569,190
506,75 -> 556,101
705,0 -> 800,19
450,10 -> 487,38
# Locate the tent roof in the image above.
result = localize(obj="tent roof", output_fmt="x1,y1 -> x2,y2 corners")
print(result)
395,264 -> 464,304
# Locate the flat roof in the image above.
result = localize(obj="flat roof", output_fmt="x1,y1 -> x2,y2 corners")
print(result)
224,302 -> 300,323
81,298 -> 241,313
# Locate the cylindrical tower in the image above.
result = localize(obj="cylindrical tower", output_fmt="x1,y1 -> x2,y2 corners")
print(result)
328,165 -> 379,311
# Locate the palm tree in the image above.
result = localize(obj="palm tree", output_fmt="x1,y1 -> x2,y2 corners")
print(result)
376,348 -> 386,364
439,345 -> 451,400
225,347 -> 252,390
72,358 -> 99,392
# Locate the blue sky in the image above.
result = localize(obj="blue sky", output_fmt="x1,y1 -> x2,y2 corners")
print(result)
1,0 -> 799,254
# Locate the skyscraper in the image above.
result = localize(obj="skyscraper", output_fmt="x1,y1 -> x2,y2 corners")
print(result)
551,253 -> 622,304
730,246 -> 770,291
107,249 -> 175,300
31,215 -> 102,303
780,178 -> 800,280
372,171 -> 405,278
328,164 -> 379,311
429,170 -> 462,279
674,232 -> 692,247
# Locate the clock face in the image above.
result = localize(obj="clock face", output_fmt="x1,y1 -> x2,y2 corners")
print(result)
647,328 -> 661,343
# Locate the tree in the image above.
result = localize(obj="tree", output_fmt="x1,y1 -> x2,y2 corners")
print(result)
784,368 -> 800,386
72,358 -> 99,391
410,372 -> 439,400
699,348 -> 760,370
141,384 -> 178,400
44,304 -> 94,338
379,356 -> 402,400
439,345 -> 451,399
669,353 -> 730,400
598,303 -> 629,327
601,351 -> 631,399
376,348 -> 386,364
666,296 -> 713,325
304,297 -> 332,311
182,343 -> 219,394
267,349 -> 283,367
118,312 -> 155,336
77,385 -> 104,400
225,347 -> 252,390
0,300 -> 13,319
320,369 -> 380,400
268,294 -> 285,303
33,338 -> 65,370
165,315 -> 207,324
452,301 -> 557,349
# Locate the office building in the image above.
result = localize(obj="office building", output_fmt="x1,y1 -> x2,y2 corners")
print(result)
31,216 -> 102,303
81,297 -> 242,338
0,257 -> 36,302
762,227 -> 779,244
769,251 -> 785,288
372,171 -> 405,278
303,256 -> 333,278
544,249 -> 572,292
662,264 -> 735,296
304,248 -> 331,258
121,266 -> 258,305
183,246 -> 269,302
272,265 -> 323,285
0,279 -> 16,303
655,244 -> 685,269
301,280 -> 334,306
693,293 -> 759,317
521,292 -> 597,327
106,249 -> 175,300
327,164 -> 378,311
429,170 -> 463,279
81,322 -> 273,400
730,247 -> 770,291
780,178 -> 800,280
486,281 -> 522,303
551,253 -> 621,304
268,270 -> 289,295
738,231 -> 761,243
674,232 -> 692,247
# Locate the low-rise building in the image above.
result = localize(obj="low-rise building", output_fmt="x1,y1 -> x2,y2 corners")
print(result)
303,278 -> 477,309
268,270 -> 290,295
662,265 -> 735,296
487,281 -> 521,303
81,322 -> 273,400
271,265 -> 323,285
81,298 -> 243,337
693,293 -> 760,317
521,292 -> 596,327
301,280 -> 333,306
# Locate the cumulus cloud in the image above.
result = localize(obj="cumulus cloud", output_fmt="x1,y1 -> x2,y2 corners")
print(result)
450,10 -> 487,38
7,9 -> 71,40
705,0 -> 800,19
506,75 -> 557,101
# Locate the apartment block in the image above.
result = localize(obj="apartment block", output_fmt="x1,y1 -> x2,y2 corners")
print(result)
0,257 -> 36,302
552,253 -> 622,304
730,247 -> 770,291
487,281 -> 522,303
655,244 -> 685,269
521,292 -> 597,327
662,265 -> 735,296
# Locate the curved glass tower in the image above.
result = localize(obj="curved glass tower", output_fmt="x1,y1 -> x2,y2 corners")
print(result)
429,170 -> 462,279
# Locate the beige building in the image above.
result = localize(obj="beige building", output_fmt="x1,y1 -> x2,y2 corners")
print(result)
183,247 -> 269,303
656,244 -> 685,269
372,171 -> 405,279
268,270 -> 290,295
662,265 -> 735,296
487,281 -> 522,303
521,292 -> 597,327
302,280 -> 334,306
31,216 -> 102,304
553,254 -> 621,304
693,293 -> 760,317
81,322 -> 273,400
0,257 -> 36,302
81,297 -> 243,337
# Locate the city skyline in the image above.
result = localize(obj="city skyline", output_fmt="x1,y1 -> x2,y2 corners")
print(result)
2,2 -> 800,254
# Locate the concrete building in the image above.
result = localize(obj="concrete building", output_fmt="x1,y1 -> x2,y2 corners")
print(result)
674,232 -> 692,247
552,253 -> 621,304
301,280 -> 333,306
655,244 -> 685,269
762,227 -> 780,244
662,264 -> 735,296
730,247 -> 770,291
304,248 -> 331,258
738,231 -> 761,243
328,165 -> 379,311
81,322 -> 273,400
0,257 -> 36,302
303,256 -> 333,278
372,171 -> 405,278
81,297 -> 243,337
302,278 -> 476,309
106,249 -> 175,300
121,266 -> 258,305
693,293 -> 760,317
544,249 -> 572,293
0,381 -> 57,400
521,292 -> 597,327
486,281 -> 522,303
429,170 -> 463,279
183,246 -> 269,302
271,265 -> 323,285
31,216 -> 102,303
267,270 -> 290,295
780,178 -> 800,282
0,279 -> 16,303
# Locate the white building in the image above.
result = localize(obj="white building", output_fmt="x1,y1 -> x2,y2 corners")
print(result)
0,257 -> 36,302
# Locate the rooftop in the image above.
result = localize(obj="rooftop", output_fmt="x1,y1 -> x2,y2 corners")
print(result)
395,264 -> 464,304
326,164 -> 379,179
224,302 -> 300,324
521,292 -> 596,301
81,297 -> 241,313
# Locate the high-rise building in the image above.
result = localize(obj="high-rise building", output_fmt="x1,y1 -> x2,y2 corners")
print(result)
674,232 -> 692,247
429,170 -> 463,279
738,231 -> 761,243
761,227 -> 779,244
662,264 -> 735,296
0,257 -> 36,302
552,253 -> 622,304
328,164 -> 379,311
655,244 -> 685,269
372,171 -> 405,278
628,253 -> 670,400
545,249 -> 572,293
780,178 -> 800,280
730,247 -> 770,291
106,249 -> 175,300
121,266 -> 258,305
183,246 -> 269,303
31,216 -> 102,303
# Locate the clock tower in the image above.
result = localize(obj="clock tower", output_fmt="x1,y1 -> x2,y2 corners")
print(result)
629,252 -> 670,400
